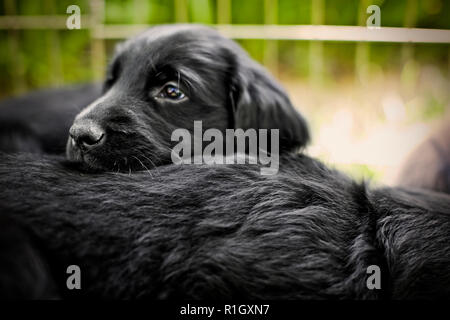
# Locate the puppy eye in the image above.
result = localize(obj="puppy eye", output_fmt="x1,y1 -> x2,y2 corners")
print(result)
158,84 -> 186,100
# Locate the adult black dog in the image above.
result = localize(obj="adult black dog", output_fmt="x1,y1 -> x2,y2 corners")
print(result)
0,83 -> 102,154
0,25 -> 309,170
0,152 -> 449,299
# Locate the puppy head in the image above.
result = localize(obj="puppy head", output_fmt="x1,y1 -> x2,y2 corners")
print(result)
66,25 -> 309,171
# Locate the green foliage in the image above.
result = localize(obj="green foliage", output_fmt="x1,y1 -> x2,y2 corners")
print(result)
421,94 -> 446,120
0,0 -> 448,97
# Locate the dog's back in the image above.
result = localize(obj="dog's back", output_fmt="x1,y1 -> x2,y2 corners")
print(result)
0,153 -> 449,299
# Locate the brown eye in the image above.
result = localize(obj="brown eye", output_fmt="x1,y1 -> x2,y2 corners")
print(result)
160,84 -> 185,100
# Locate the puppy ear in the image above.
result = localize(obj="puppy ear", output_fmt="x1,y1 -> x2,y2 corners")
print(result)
231,58 -> 310,151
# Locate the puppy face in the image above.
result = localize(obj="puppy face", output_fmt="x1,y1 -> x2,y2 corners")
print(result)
66,25 -> 309,172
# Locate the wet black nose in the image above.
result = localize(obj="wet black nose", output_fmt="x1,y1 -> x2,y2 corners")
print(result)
69,120 -> 105,151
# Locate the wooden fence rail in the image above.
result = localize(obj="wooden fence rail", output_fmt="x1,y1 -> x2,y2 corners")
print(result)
1,0 -> 449,93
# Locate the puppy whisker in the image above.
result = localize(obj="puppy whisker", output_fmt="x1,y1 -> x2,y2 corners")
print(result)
131,155 -> 153,178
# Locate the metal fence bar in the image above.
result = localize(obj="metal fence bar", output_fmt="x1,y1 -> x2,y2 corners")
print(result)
133,0 -> 150,24
90,0 -> 106,80
355,0 -> 370,85
217,0 -> 231,24
174,0 -> 189,23
94,24 -> 450,43
264,0 -> 278,75
45,0 -> 63,85
214,25 -> 450,43
1,18 -> 449,43
402,0 -> 418,62
0,15 -> 92,29
401,0 -> 419,91
310,0 -> 324,85
3,0 -> 26,94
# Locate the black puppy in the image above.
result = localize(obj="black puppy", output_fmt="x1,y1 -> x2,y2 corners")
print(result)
0,25 -> 309,169
0,153 -> 449,299
66,25 -> 309,171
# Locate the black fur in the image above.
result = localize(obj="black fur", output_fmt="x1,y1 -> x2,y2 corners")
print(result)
0,153 -> 448,299
0,214 -> 58,299
0,83 -> 101,154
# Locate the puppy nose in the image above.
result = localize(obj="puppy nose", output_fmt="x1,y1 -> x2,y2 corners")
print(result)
69,120 -> 105,151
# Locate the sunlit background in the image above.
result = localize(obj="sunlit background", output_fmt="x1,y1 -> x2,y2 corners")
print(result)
0,0 -> 449,185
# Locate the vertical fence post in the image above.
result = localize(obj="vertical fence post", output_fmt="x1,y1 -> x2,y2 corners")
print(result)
355,0 -> 370,85
264,0 -> 278,76
310,0 -> 324,86
90,0 -> 106,81
45,0 -> 63,85
174,0 -> 189,22
401,0 -> 418,91
133,0 -> 150,24
217,0 -> 231,24
402,0 -> 417,61
4,0 -> 26,94
401,0 -> 419,92
190,0 -> 212,23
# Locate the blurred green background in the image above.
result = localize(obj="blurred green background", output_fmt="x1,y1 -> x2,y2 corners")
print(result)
0,0 -> 449,184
